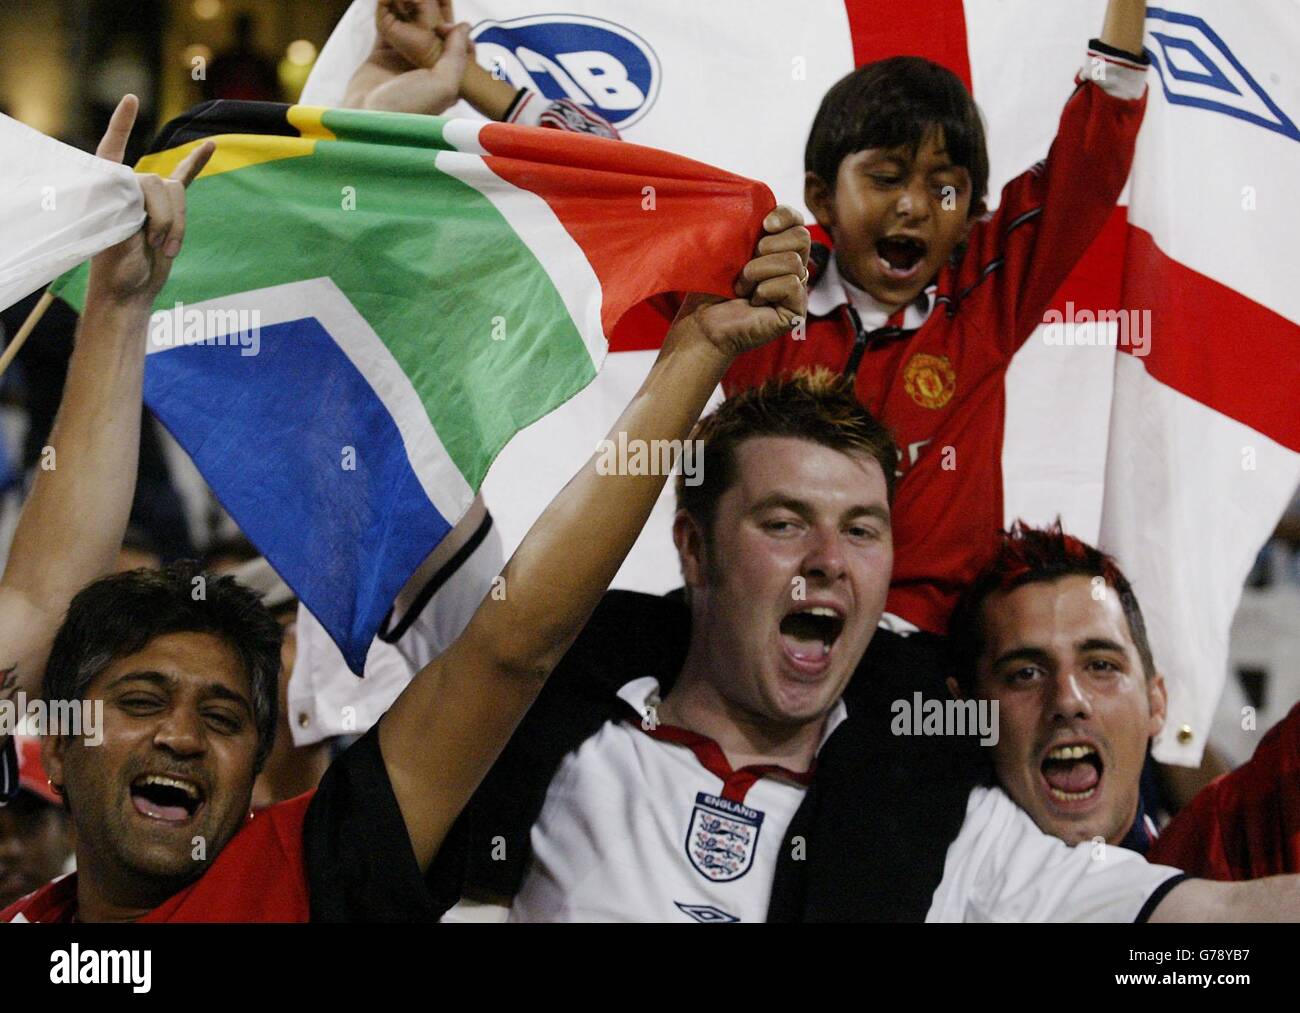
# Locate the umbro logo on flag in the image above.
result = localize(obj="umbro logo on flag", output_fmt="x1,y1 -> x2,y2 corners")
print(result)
1144,6 -> 1300,142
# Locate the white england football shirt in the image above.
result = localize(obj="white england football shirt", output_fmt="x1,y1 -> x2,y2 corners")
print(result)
926,787 -> 1182,922
450,678 -> 1185,923
508,677 -> 844,923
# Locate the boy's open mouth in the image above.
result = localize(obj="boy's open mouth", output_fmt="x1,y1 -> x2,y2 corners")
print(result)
875,234 -> 928,277
1040,743 -> 1104,804
130,773 -> 205,823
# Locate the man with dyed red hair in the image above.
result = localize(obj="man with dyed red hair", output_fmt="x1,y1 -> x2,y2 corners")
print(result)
948,521 -> 1167,853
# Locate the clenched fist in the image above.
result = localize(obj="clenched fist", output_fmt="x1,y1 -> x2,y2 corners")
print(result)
675,206 -> 811,361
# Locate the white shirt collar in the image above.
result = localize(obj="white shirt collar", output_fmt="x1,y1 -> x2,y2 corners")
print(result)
877,611 -> 921,636
618,676 -> 849,757
807,252 -> 937,331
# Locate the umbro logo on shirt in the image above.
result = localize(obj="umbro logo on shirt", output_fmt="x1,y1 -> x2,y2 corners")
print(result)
674,901 -> 740,923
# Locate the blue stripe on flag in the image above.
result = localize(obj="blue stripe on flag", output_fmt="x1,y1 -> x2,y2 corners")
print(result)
144,316 -> 452,672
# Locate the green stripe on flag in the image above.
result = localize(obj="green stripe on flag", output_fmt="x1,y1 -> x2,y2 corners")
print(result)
54,107 -> 596,491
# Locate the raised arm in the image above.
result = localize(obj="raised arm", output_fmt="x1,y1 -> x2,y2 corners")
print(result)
381,209 -> 810,869
1101,0 -> 1148,57
972,0 -> 1149,356
0,98 -> 212,734
342,1 -> 469,114
349,1 -> 619,135
344,0 -> 516,120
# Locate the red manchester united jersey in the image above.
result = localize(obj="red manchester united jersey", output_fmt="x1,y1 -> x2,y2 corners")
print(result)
724,44 -> 1149,635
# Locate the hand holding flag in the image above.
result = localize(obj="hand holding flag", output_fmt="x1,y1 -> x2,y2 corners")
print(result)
0,95 -> 215,376
0,98 -> 214,749
85,95 -> 214,307
673,206 -> 810,361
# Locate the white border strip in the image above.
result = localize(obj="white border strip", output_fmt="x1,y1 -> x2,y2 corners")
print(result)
442,118 -> 487,156
434,144 -> 607,369
146,276 -> 473,523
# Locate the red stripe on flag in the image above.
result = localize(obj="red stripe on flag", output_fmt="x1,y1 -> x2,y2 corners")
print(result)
843,0 -> 972,86
839,2 -> 1127,326
477,124 -> 773,337
1122,225 -> 1300,453
1046,205 -> 1127,315
607,294 -> 677,353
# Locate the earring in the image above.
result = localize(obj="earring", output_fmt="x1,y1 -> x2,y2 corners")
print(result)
47,779 -> 63,796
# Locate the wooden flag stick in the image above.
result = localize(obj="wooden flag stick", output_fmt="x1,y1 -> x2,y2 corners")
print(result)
0,290 -> 55,380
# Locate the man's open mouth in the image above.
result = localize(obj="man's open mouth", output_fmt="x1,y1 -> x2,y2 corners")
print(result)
875,235 -> 928,278
130,773 -> 205,823
779,605 -> 845,673
1040,742 -> 1104,804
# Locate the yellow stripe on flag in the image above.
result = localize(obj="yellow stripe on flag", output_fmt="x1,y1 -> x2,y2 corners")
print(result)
135,105 -> 337,181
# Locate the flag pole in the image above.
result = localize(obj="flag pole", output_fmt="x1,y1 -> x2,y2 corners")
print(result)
0,290 -> 55,380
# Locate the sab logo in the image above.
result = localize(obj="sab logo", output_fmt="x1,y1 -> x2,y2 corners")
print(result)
470,14 -> 661,128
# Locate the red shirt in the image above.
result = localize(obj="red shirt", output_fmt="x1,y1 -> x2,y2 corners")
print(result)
2,793 -> 314,923
724,47 -> 1148,634
2,725 -> 438,923
1148,703 -> 1300,881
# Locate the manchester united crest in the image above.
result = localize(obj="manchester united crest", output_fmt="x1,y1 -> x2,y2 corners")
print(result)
903,353 -> 956,409
686,792 -> 764,882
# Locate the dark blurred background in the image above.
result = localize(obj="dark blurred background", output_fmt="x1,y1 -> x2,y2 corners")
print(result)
0,0 -> 354,564
0,0 -> 352,157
